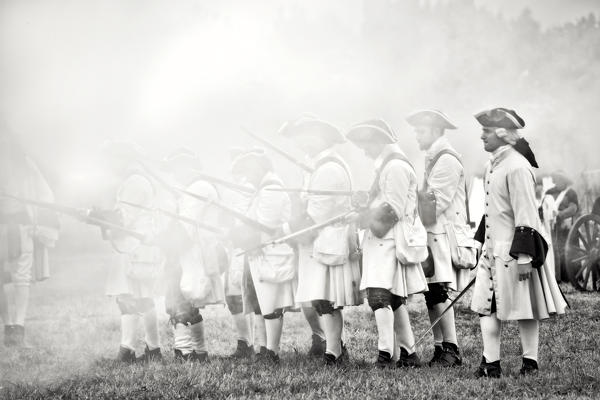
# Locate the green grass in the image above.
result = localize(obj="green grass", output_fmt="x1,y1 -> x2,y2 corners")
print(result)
1,250 -> 599,399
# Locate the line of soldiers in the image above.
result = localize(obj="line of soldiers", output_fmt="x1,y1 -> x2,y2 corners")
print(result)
0,107 -> 568,378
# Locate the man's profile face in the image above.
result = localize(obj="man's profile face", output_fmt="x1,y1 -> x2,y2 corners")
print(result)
414,125 -> 437,151
480,128 -> 505,153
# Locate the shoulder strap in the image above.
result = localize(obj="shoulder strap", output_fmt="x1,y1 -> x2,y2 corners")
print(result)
369,152 -> 415,197
313,155 -> 352,189
424,149 -> 471,225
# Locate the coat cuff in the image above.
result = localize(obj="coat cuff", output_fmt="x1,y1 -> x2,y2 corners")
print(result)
509,226 -> 548,268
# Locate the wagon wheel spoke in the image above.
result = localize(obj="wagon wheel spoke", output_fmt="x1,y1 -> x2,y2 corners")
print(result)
582,262 -> 592,288
568,246 -> 587,258
571,254 -> 588,264
584,221 -> 594,250
576,229 -> 590,250
575,263 -> 587,281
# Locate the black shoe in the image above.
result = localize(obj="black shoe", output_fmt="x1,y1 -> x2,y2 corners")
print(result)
3,325 -> 15,347
231,340 -> 254,359
116,346 -> 137,363
11,325 -> 25,347
190,350 -> 209,362
428,345 -> 444,366
436,342 -> 462,367
174,349 -> 193,361
324,342 -> 348,366
136,345 -> 162,363
474,356 -> 502,378
308,334 -> 326,357
519,358 -> 539,376
397,348 -> 422,368
375,350 -> 394,368
256,347 -> 279,364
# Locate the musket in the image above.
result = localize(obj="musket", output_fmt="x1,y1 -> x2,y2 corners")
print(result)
237,209 -> 359,256
191,170 -> 255,194
119,200 -> 224,235
137,160 -> 274,234
411,277 -> 476,350
264,187 -> 363,196
0,193 -> 146,241
241,127 -> 314,173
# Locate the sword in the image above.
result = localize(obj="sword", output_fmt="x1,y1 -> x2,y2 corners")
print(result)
411,277 -> 476,350
241,127 -> 314,173
118,200 -> 224,235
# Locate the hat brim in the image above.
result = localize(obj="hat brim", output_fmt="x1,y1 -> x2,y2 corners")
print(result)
279,120 -> 345,145
231,152 -> 271,174
406,110 -> 457,130
346,125 -> 396,145
474,109 -> 524,130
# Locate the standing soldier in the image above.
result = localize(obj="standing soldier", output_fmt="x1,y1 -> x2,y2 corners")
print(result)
223,147 -> 265,358
346,119 -> 429,368
280,115 -> 361,365
229,148 -> 295,363
96,142 -> 164,363
471,108 -> 567,377
407,109 -> 470,367
159,149 -> 227,361
0,131 -> 59,347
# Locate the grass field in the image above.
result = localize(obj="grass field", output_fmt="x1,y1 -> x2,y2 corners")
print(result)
1,246 -> 599,399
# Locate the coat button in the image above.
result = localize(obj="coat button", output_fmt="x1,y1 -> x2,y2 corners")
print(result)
434,238 -> 438,242
504,264 -> 508,268
489,287 -> 493,291
487,298 -> 492,301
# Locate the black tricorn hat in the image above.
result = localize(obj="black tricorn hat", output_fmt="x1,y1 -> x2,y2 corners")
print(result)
278,113 -> 345,145
475,108 -> 525,129
346,118 -> 397,144
406,109 -> 457,130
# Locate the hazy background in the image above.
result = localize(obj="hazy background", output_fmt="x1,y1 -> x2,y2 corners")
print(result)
1,0 -> 599,204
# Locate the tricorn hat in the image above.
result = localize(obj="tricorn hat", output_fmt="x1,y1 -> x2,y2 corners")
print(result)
278,113 -> 345,145
475,108 -> 525,130
230,147 -> 273,175
163,147 -> 202,171
346,118 -> 397,144
406,109 -> 457,130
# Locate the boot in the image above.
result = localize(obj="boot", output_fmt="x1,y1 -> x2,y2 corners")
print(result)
116,346 -> 137,363
3,325 -> 15,347
428,345 -> 444,366
308,334 -> 326,357
474,356 -> 502,378
436,342 -> 462,367
397,348 -> 422,368
136,345 -> 162,363
231,339 -> 254,359
375,350 -> 394,368
519,358 -> 539,376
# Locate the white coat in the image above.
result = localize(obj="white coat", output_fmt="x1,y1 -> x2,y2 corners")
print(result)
360,144 -> 428,297
295,150 -> 361,307
470,146 -> 567,320
423,136 -> 470,291
105,173 -> 164,298
247,172 -> 296,315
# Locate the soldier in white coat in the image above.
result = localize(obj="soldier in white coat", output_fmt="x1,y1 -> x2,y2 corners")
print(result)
229,149 -> 295,363
407,110 -> 470,367
470,108 -> 567,377
99,142 -> 164,363
1,131 -> 59,347
346,119 -> 429,368
159,149 -> 227,362
280,115 -> 361,365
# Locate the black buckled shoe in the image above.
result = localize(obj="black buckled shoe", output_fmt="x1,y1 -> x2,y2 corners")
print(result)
474,356 -> 502,378
397,348 -> 422,368
308,334 -> 326,357
437,342 -> 462,367
519,358 -> 539,376
190,350 -> 209,363
231,339 -> 254,359
11,325 -> 25,347
256,347 -> 279,364
428,345 -> 444,366
116,346 -> 137,363
375,350 -> 394,368
324,342 -> 349,366
4,325 -> 15,347
174,349 -> 192,361
136,345 -> 162,363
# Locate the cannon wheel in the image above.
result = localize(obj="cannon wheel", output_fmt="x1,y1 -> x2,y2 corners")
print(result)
565,213 -> 600,291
